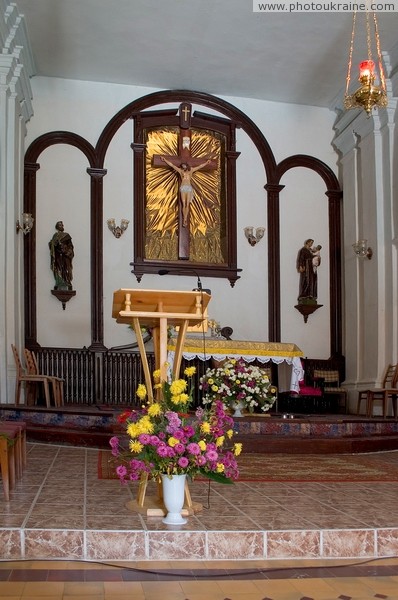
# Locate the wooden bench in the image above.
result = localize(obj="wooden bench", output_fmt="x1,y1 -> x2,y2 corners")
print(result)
0,421 -> 27,501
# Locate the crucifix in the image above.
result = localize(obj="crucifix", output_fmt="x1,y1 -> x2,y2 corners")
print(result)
152,102 -> 217,260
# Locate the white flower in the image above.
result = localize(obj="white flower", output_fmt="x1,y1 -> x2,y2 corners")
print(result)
199,359 -> 277,414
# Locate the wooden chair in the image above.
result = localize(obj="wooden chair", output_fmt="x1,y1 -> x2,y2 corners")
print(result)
313,369 -> 348,414
24,348 -> 64,407
11,344 -> 59,407
356,363 -> 398,418
282,360 -> 324,414
294,379 -> 324,413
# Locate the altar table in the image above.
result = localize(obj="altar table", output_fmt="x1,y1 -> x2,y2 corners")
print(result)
167,338 -> 304,393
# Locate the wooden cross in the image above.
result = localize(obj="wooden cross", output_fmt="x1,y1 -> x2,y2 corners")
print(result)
152,102 -> 217,260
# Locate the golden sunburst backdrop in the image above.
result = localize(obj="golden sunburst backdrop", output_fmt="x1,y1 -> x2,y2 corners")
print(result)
144,127 -> 225,263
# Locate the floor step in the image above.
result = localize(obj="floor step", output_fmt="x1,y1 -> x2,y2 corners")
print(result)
2,404 -> 398,454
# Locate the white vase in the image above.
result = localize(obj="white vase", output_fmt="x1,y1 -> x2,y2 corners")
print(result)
231,399 -> 245,417
161,473 -> 187,525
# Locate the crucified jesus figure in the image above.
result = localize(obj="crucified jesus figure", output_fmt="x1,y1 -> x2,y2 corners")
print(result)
160,156 -> 212,227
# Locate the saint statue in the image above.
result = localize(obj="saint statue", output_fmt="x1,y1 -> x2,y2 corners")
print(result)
49,221 -> 74,290
296,238 -> 321,303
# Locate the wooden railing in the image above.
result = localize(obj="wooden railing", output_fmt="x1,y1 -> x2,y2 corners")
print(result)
36,348 -> 96,404
35,347 -> 340,408
102,351 -> 156,405
35,347 -> 209,406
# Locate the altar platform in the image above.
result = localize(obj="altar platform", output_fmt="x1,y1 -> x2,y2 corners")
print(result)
2,403 -> 398,563
1,441 -> 398,563
2,403 -> 398,454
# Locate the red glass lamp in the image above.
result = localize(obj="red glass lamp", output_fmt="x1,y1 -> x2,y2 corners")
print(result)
359,60 -> 375,82
344,12 -> 388,117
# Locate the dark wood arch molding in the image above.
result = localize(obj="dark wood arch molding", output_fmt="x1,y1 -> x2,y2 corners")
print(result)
275,155 -> 343,359
23,89 -> 342,364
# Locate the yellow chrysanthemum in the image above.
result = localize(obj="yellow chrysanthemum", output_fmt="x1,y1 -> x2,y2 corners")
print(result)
154,382 -> 162,390
129,440 -> 144,453
211,384 -> 218,392
233,443 -> 243,456
168,436 -> 179,447
153,369 -> 161,380
208,378 -> 214,385
170,379 -> 187,395
198,440 -> 206,451
147,402 -> 162,417
138,415 -> 155,434
126,422 -> 141,438
226,429 -> 234,439
215,436 -> 224,447
200,421 -> 211,434
136,384 -> 147,400
235,379 -> 240,385
171,394 -> 189,405
216,463 -> 225,473
263,375 -> 269,382
184,366 -> 196,377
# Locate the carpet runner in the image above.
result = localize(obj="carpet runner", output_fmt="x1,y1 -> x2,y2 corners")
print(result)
98,449 -> 398,482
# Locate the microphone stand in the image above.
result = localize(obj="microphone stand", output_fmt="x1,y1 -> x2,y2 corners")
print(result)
158,269 -> 210,295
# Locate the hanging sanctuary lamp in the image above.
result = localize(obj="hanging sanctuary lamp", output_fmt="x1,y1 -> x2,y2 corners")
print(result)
344,11 -> 388,117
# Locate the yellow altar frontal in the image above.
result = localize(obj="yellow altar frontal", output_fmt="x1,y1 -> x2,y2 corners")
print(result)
167,338 -> 304,393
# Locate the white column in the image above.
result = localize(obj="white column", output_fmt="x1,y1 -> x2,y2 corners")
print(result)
333,91 -> 398,412
0,1 -> 34,403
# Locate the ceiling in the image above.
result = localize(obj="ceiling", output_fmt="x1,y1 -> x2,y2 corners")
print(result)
14,0 -> 398,109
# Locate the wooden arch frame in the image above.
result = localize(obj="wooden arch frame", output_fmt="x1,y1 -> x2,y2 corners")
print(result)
23,89 -> 343,361
129,104 -> 242,285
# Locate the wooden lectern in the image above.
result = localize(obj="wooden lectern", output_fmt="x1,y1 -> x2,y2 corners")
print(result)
112,288 -> 211,516
112,288 -> 211,400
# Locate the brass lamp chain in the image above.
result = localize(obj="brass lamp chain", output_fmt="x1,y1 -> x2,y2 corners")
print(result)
345,10 -> 356,96
366,10 -> 373,65
374,11 -> 387,91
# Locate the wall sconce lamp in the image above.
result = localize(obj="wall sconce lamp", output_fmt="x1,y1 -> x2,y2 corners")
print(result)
16,213 -> 34,235
244,226 -> 265,247
352,239 -> 373,260
107,218 -> 129,238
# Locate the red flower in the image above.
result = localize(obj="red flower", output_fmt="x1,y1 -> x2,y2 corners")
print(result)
117,410 -> 131,423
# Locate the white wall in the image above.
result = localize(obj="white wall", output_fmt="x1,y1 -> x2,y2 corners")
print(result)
26,76 -> 337,358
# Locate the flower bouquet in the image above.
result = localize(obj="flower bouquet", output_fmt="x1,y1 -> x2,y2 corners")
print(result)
110,366 -> 242,485
199,358 -> 277,414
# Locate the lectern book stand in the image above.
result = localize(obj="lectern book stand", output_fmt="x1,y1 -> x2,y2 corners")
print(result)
112,288 -> 211,516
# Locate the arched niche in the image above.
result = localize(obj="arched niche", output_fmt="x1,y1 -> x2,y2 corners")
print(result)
24,89 -> 342,363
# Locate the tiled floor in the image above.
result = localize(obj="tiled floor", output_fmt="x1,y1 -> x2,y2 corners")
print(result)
2,443 -> 398,598
1,557 -> 398,599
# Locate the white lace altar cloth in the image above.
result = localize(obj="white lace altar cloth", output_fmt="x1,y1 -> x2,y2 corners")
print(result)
167,338 -> 304,393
